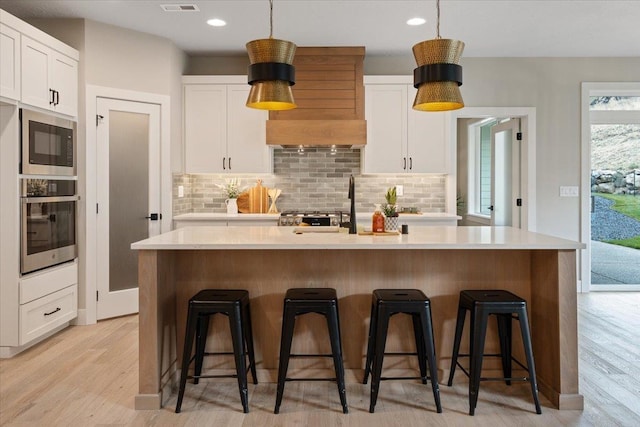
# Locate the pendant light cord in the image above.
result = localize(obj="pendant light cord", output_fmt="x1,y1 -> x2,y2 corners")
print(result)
436,0 -> 441,39
269,0 -> 274,39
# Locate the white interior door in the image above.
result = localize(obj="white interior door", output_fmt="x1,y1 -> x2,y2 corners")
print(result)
490,119 -> 521,227
96,98 -> 161,320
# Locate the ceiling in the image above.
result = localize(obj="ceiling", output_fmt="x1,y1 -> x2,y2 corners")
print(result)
1,0 -> 639,57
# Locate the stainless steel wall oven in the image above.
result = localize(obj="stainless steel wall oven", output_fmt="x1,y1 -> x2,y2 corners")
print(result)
21,179 -> 78,274
20,109 -> 75,176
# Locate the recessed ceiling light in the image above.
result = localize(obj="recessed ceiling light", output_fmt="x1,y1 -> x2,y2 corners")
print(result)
207,18 -> 227,27
407,17 -> 426,26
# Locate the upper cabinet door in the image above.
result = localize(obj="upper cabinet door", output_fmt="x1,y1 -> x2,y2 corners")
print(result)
362,84 -> 408,173
21,35 -> 78,116
51,52 -> 78,117
21,36 -> 51,110
362,80 -> 451,174
0,23 -> 21,101
407,86 -> 450,174
184,84 -> 227,173
225,85 -> 270,173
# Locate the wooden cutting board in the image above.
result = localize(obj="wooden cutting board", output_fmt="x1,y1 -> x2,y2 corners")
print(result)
250,181 -> 269,213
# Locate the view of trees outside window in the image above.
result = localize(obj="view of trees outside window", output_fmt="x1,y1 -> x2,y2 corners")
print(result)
590,96 -> 640,285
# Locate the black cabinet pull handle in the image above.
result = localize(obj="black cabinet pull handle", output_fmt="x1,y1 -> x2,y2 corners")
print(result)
49,89 -> 55,105
55,90 -> 60,105
44,307 -> 61,316
403,157 -> 407,170
409,157 -> 413,170
228,157 -> 231,170
223,157 -> 226,170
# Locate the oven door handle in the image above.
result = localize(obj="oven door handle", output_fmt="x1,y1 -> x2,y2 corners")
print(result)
22,195 -> 79,204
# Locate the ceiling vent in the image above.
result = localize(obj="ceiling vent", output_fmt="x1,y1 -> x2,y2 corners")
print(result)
266,47 -> 367,147
160,4 -> 200,12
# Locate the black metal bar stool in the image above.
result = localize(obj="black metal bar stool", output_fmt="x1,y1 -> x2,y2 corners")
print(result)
274,288 -> 348,414
362,289 -> 442,413
447,289 -> 542,415
175,289 -> 257,413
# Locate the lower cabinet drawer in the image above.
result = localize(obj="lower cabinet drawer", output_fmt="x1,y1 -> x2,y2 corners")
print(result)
20,285 -> 77,345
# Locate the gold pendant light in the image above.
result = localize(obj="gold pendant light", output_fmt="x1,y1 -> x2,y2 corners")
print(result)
246,0 -> 297,110
412,0 -> 465,111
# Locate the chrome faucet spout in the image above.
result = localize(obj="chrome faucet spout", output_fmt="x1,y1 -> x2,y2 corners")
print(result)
348,175 -> 357,234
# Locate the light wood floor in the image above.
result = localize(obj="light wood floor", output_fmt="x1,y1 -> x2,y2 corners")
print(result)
1,292 -> 639,426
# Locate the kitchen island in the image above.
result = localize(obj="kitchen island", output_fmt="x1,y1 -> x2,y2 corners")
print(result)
131,226 -> 584,411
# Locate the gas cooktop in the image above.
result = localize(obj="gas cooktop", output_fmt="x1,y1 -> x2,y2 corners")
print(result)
278,210 -> 349,227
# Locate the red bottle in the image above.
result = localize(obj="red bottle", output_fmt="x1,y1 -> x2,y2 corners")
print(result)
372,208 -> 385,233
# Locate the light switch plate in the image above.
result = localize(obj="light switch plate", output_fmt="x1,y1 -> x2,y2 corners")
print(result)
559,186 -> 579,197
178,185 -> 184,198
396,185 -> 404,196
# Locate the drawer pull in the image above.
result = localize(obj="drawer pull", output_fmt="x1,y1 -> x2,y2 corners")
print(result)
44,307 -> 61,316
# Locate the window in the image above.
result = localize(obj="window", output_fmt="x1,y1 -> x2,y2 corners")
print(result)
467,118 -> 498,218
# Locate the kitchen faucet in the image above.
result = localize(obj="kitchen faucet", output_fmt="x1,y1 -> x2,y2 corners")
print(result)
348,175 -> 357,234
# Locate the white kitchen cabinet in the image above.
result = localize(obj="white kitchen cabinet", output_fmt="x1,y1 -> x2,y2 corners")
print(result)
183,76 -> 271,174
0,23 -> 21,101
363,77 -> 450,174
21,36 -> 78,116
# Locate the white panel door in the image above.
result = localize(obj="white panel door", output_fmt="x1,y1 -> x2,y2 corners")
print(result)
51,52 -> 78,116
96,98 -> 161,320
184,84 -> 226,173
0,23 -> 21,101
408,85 -> 449,173
490,119 -> 521,227
226,85 -> 270,173
363,84 -> 407,173
21,36 -> 51,110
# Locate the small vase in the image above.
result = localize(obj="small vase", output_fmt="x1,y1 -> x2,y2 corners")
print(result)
225,198 -> 238,216
384,216 -> 399,232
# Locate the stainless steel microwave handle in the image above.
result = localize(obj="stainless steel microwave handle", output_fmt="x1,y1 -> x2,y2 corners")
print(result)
22,195 -> 79,204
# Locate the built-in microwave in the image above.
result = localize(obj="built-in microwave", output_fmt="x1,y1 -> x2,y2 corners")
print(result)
20,109 -> 76,176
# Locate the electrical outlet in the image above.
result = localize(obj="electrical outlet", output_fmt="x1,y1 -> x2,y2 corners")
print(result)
178,185 -> 184,198
396,185 -> 404,196
559,186 -> 579,197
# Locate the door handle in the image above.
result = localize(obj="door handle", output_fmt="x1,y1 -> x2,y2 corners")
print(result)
55,90 -> 60,105
488,205 -> 494,211
403,157 -> 407,170
228,157 -> 231,170
49,89 -> 55,105
145,213 -> 162,220
223,157 -> 226,170
409,157 -> 413,170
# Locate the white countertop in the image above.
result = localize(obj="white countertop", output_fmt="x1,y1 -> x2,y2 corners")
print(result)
131,225 -> 584,251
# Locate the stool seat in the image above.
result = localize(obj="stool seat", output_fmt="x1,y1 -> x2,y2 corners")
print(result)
274,288 -> 348,414
175,289 -> 257,413
447,289 -> 542,415
363,289 -> 442,414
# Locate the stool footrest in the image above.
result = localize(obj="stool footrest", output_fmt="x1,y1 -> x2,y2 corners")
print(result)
285,377 -> 337,382
383,352 -> 418,357
480,376 -> 532,382
289,353 -> 334,358
380,376 -> 430,381
203,351 -> 235,356
190,373 -> 238,380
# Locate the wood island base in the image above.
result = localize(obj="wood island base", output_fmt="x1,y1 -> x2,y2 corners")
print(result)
135,247 -> 583,411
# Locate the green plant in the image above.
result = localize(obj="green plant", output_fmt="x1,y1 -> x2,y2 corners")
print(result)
382,187 -> 398,217
215,178 -> 245,199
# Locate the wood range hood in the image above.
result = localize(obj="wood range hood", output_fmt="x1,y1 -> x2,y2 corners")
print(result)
266,46 -> 366,147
